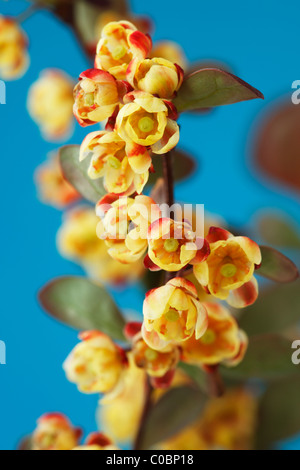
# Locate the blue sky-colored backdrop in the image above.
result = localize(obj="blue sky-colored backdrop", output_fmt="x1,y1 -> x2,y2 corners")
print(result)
0,0 -> 299,450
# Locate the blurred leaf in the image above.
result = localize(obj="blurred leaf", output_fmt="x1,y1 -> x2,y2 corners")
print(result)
222,334 -> 298,381
150,178 -> 165,204
258,214 -> 300,249
173,68 -> 264,112
179,362 -> 208,394
254,101 -> 300,194
149,149 -> 197,185
256,246 -> 299,283
238,280 -> 300,336
139,386 -> 207,449
39,276 -> 126,341
60,145 -> 106,204
256,377 -> 300,449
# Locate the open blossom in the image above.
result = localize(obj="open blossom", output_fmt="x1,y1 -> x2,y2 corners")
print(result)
127,57 -> 184,99
115,90 -> 180,154
143,278 -> 208,351
63,331 -> 127,395
95,21 -> 152,80
96,194 -> 160,264
98,353 -> 146,444
80,130 -> 151,195
73,69 -> 129,127
0,16 -> 29,80
28,69 -> 74,141
32,413 -> 82,451
35,151 -> 80,209
181,302 -> 248,367
73,433 -> 118,451
145,218 -> 210,272
57,206 -> 145,284
193,227 -> 262,308
95,11 -> 152,40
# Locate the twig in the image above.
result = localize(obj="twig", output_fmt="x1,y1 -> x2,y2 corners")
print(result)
133,377 -> 153,450
206,366 -> 225,398
16,3 -> 42,23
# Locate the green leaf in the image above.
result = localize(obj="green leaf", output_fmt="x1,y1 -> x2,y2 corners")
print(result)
39,276 -> 126,341
238,280 -> 300,336
139,386 -> 207,449
222,334 -> 298,381
173,68 -> 264,113
258,214 -> 300,249
59,145 -> 106,204
149,148 -> 197,186
256,377 -> 300,449
256,245 -> 299,283
178,363 -> 208,394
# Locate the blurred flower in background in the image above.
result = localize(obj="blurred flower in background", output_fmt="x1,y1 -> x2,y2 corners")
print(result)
0,15 -> 29,80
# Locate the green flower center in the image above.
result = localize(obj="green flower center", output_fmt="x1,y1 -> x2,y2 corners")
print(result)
138,116 -> 155,133
112,45 -> 127,61
144,348 -> 159,362
164,309 -> 180,322
200,329 -> 216,345
84,93 -> 94,107
164,238 -> 179,253
107,156 -> 121,169
220,263 -> 237,278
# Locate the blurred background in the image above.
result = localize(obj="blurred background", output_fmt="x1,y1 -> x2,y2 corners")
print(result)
0,0 -> 299,450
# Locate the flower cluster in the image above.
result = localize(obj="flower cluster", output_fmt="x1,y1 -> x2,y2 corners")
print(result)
75,20 -> 183,196
0,16 -> 29,80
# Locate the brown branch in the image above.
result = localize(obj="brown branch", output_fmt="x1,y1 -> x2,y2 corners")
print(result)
206,366 -> 225,398
133,377 -> 153,450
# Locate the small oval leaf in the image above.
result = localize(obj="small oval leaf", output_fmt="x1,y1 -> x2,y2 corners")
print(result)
149,148 -> 197,185
59,145 -> 106,204
257,246 -> 299,283
222,334 -> 298,381
139,386 -> 207,449
39,276 -> 126,341
258,214 -> 300,249
173,68 -> 264,113
178,362 -> 208,394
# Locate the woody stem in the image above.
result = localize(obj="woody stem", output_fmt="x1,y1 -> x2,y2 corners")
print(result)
206,366 -> 225,398
163,151 -> 176,282
133,377 -> 153,450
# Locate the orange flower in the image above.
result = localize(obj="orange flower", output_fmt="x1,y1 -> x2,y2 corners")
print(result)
63,331 -> 127,395
115,90 -> 179,154
35,151 -> 80,209
73,433 -> 118,450
95,21 -> 152,80
32,413 -> 82,451
80,130 -> 151,195
193,227 -> 262,308
96,194 -> 160,264
28,69 -> 74,141
73,68 -> 127,126
142,278 -> 208,350
181,302 -> 248,366
127,57 -> 184,99
145,218 -> 210,272
0,16 -> 29,80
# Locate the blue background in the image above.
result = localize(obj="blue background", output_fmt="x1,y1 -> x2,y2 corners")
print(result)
0,0 -> 299,450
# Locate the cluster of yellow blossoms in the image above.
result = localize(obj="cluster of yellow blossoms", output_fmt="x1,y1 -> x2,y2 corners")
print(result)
61,19 -> 263,402
0,16 -> 29,80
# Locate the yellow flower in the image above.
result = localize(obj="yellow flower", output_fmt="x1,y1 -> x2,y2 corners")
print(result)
57,206 -> 145,285
73,68 -> 125,126
194,227 -> 262,308
142,278 -> 208,350
97,353 -> 147,444
28,69 -> 74,141
80,130 -> 151,195
96,194 -> 160,264
95,21 -> 152,80
162,388 -> 257,450
127,57 -> 184,99
35,151 -> 80,209
151,41 -> 187,70
115,90 -> 180,154
132,331 -> 180,378
32,413 -> 82,451
73,432 -> 118,450
63,331 -> 127,395
146,218 -> 210,272
181,302 -> 248,366
0,16 -> 29,80
95,11 -> 152,39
